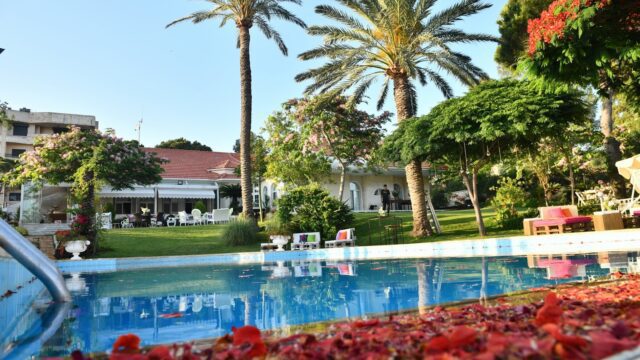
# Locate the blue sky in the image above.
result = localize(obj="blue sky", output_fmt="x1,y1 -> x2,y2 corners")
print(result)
0,0 -> 507,151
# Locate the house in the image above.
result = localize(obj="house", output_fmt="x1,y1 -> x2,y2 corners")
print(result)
98,148 -> 241,216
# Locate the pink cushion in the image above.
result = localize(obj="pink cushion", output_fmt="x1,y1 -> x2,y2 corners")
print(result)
563,216 -> 592,224
533,216 -> 591,227
561,209 -> 573,218
547,207 -> 566,219
634,210 -> 640,217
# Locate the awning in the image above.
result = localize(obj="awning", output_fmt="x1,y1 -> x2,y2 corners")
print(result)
159,188 -> 216,199
99,187 -> 155,198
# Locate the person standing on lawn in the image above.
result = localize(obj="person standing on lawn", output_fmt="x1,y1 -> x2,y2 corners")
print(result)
381,184 -> 391,215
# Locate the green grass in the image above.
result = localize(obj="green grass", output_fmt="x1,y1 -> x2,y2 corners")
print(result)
96,208 -> 521,258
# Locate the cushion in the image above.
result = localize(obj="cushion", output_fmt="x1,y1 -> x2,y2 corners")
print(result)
337,230 -> 348,240
548,207 -> 566,219
563,216 -> 592,225
561,208 -> 573,218
307,234 -> 316,243
634,210 -> 640,217
300,234 -> 307,243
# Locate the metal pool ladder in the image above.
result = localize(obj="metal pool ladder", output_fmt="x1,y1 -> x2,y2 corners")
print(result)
0,219 -> 71,302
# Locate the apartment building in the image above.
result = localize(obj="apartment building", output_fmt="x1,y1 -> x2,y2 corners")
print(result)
2,108 -> 98,159
2,108 -> 98,213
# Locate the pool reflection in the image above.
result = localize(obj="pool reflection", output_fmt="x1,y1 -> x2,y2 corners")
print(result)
39,251 -> 640,356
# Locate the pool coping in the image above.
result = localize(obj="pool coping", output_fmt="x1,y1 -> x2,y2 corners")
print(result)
57,228 -> 640,274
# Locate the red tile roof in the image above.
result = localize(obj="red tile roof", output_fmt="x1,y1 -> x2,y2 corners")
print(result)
143,148 -> 240,181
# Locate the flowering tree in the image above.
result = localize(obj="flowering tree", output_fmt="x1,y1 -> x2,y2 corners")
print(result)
5,127 -> 164,253
289,97 -> 391,201
524,0 -> 640,195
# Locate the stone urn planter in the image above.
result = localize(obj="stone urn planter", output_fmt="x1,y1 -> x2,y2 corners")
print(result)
65,240 -> 91,260
270,235 -> 290,251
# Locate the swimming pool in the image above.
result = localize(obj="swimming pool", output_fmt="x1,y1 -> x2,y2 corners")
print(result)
12,250 -> 632,357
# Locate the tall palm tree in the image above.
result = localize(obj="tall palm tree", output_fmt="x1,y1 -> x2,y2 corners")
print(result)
167,0 -> 306,218
296,0 -> 496,236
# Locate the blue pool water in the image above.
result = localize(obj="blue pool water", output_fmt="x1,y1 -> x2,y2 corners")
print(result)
2,251 -> 638,358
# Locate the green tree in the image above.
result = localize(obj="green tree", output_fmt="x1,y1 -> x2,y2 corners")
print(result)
0,101 -> 13,126
167,0 -> 306,218
288,97 -> 391,201
494,0 -> 552,72
382,80 -> 591,235
296,0 -> 496,237
219,183 -> 242,214
5,127 -> 164,253
263,110 -> 332,187
156,137 -> 212,151
524,0 -> 640,196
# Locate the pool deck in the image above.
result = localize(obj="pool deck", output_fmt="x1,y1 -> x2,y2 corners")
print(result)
57,228 -> 640,274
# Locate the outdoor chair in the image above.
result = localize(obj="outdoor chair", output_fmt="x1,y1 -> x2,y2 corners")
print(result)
166,215 -> 177,227
178,211 -> 194,226
291,232 -> 321,250
531,205 -> 593,235
213,208 -> 231,224
121,217 -> 134,229
325,228 -> 356,248
203,212 -> 214,224
191,209 -> 204,225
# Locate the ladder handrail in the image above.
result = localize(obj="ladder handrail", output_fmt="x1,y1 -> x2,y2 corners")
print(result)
0,219 -> 71,302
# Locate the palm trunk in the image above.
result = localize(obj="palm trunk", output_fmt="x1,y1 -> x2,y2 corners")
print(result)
600,90 -> 625,197
81,170 -> 97,255
393,75 -> 432,237
565,153 -> 576,205
338,164 -> 346,203
462,167 -> 486,236
258,176 -> 263,222
239,25 -> 254,218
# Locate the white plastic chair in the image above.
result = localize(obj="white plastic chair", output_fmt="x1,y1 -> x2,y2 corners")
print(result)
166,216 -> 177,227
178,211 -> 194,226
213,208 -> 231,224
96,212 -> 112,230
203,212 -> 214,224
191,209 -> 203,225
121,217 -> 134,229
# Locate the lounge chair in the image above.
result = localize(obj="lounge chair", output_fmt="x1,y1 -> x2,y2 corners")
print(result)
96,212 -> 112,230
325,228 -> 356,248
531,206 -> 593,235
212,208 -> 232,224
291,232 -> 321,250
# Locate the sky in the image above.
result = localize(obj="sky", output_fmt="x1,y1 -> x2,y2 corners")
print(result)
0,0 -> 508,152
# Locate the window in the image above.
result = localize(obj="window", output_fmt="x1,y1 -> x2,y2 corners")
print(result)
349,182 -> 361,211
53,127 -> 68,134
12,123 -> 28,136
163,199 -> 178,214
115,199 -> 132,214
393,184 -> 403,199
185,201 -> 193,213
8,192 -> 20,202
11,149 -> 25,158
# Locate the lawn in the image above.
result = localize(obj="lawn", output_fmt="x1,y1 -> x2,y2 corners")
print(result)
96,208 -> 522,258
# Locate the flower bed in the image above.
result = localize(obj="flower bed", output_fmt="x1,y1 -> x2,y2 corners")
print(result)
74,274 -> 640,359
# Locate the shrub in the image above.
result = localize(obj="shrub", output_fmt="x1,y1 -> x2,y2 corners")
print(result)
13,226 -> 28,236
277,184 -> 354,238
490,177 -> 528,229
260,214 -> 291,236
194,200 -> 207,213
102,202 -> 116,221
223,218 -> 258,246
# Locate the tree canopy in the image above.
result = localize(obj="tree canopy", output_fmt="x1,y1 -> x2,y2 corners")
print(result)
494,0 -> 552,71
156,137 -> 212,151
382,79 -> 591,235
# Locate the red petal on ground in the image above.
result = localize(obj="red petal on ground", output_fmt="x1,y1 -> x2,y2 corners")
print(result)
112,333 -> 141,354
589,331 -> 638,359
147,345 -> 173,360
535,293 -> 563,326
449,326 -> 477,348
542,324 -> 588,347
232,326 -> 262,346
425,335 -> 450,352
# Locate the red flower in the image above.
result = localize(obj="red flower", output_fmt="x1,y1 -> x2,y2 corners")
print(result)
112,333 -> 141,354
147,345 -> 173,360
232,326 -> 267,358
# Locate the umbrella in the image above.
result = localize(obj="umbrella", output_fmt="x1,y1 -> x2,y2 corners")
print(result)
616,154 -> 640,180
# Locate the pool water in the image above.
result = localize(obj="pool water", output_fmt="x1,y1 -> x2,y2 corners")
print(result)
10,251 -> 640,357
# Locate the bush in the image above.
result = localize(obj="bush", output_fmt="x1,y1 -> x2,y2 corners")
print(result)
13,226 -> 28,236
578,202 -> 601,216
490,177 -> 528,230
223,218 -> 258,246
277,184 -> 354,238
260,214 -> 291,236
430,188 -> 449,209
102,202 -> 116,221
194,200 -> 207,213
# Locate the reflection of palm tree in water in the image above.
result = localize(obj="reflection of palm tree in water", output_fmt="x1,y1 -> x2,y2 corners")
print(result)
417,260 -> 436,315
479,257 -> 488,305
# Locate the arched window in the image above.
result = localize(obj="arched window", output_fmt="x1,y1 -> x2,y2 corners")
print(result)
262,186 -> 269,206
349,182 -> 361,211
271,184 -> 278,205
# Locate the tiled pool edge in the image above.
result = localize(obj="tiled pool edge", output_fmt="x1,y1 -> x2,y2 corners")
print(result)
57,229 -> 640,274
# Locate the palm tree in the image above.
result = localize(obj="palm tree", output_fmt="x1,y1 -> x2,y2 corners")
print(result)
219,183 -> 242,213
296,0 -> 496,236
167,0 -> 306,218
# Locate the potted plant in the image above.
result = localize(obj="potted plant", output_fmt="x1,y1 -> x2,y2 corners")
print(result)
54,216 -> 92,260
